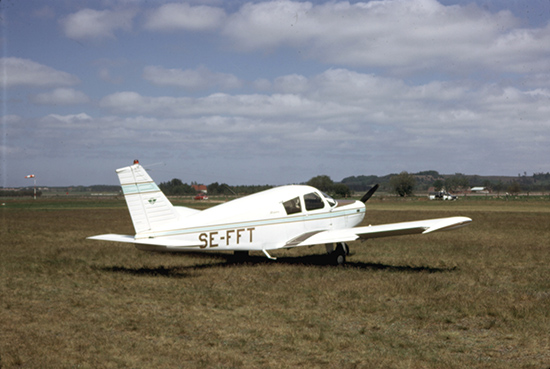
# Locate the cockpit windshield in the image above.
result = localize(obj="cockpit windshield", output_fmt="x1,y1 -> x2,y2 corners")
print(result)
322,192 -> 336,207
304,192 -> 325,211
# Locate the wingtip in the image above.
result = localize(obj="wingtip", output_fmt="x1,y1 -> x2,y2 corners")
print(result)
422,216 -> 472,234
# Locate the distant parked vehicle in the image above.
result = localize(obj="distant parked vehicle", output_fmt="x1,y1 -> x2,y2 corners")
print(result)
194,193 -> 209,200
429,191 -> 457,201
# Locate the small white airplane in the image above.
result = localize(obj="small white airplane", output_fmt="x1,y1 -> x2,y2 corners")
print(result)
88,160 -> 472,265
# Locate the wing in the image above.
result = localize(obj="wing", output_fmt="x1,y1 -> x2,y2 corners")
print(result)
284,216 -> 472,248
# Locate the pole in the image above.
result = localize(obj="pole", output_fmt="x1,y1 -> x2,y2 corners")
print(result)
25,174 -> 36,199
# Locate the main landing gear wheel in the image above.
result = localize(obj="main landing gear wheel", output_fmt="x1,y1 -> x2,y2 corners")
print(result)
332,242 -> 349,266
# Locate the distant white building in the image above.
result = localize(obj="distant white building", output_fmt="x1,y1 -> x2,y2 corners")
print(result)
470,187 -> 489,194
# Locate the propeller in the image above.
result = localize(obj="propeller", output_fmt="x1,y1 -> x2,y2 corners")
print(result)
360,184 -> 379,203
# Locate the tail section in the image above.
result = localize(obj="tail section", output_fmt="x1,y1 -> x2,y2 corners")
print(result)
117,160 -> 179,235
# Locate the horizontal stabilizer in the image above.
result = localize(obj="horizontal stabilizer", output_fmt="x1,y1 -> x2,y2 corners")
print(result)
87,234 -> 203,248
87,234 -> 135,243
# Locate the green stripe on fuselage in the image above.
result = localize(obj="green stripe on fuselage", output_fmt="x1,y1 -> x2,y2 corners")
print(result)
136,207 -> 365,239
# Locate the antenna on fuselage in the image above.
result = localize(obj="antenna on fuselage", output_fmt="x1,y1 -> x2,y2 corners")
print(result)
222,184 -> 237,196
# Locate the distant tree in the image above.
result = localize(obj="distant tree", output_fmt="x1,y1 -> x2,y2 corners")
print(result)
207,182 -> 235,195
207,182 -> 221,195
341,175 -> 381,192
159,178 -> 195,196
507,181 -> 521,195
433,179 -> 444,192
332,183 -> 351,198
493,180 -> 505,196
445,173 -> 469,193
482,180 -> 493,192
307,175 -> 334,193
219,183 -> 233,195
416,170 -> 440,177
390,171 -> 416,197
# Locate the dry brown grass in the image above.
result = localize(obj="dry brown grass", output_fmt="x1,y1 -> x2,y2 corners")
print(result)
1,198 -> 549,368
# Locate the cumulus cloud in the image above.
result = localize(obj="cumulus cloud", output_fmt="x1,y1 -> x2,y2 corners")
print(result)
42,113 -> 93,125
99,68 -> 550,153
0,57 -> 80,88
7,1 -> 550,185
61,8 -> 136,40
99,89 -> 349,120
15,64 -> 550,184
273,74 -> 309,94
222,0 -> 550,75
142,65 -> 242,90
144,3 -> 226,31
32,88 -> 90,105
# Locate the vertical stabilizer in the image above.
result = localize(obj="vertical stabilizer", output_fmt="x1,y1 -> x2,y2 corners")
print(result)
117,161 -> 178,235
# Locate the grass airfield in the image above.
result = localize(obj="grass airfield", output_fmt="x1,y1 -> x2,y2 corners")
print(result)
1,197 -> 549,368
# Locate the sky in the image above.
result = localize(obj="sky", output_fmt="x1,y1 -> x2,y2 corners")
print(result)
2,0 -> 550,187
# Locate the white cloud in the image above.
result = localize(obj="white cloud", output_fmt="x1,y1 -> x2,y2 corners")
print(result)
13,62 -> 550,185
0,57 -> 80,88
98,68 -> 550,157
42,113 -> 93,125
99,90 -> 350,120
142,65 -> 242,90
61,8 -> 136,40
32,88 -> 90,105
273,74 -> 309,94
222,0 -> 550,76
144,3 -> 226,31
223,1 -> 314,49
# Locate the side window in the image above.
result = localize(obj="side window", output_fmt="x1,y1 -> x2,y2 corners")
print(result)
283,197 -> 302,215
304,192 -> 325,211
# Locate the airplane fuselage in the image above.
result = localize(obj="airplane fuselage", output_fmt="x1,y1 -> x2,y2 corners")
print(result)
133,185 -> 365,252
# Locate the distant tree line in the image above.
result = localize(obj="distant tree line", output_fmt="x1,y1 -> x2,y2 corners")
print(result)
343,170 -> 550,197
0,189 -> 42,197
155,171 -> 550,198
158,176 -> 352,198
4,170 -> 550,199
207,182 -> 273,196
306,175 -> 351,198
159,179 -> 196,196
158,179 -> 273,196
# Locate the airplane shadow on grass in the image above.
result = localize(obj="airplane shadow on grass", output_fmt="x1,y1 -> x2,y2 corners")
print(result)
97,252 -> 457,278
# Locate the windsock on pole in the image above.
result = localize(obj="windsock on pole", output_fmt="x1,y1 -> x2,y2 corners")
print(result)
25,175 -> 37,199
